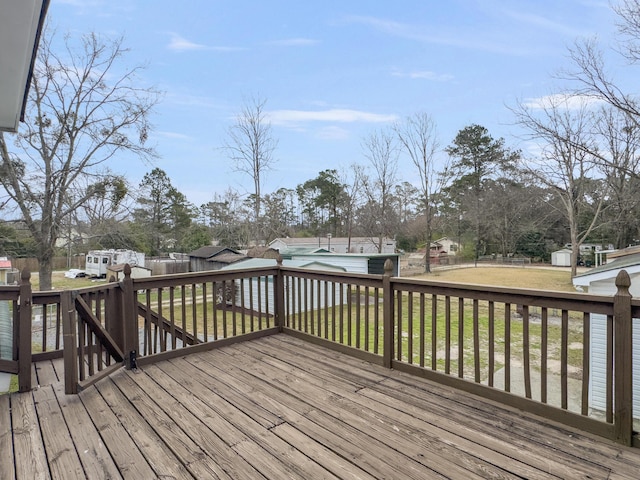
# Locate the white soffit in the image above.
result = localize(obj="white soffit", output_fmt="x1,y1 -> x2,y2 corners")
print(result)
0,0 -> 48,133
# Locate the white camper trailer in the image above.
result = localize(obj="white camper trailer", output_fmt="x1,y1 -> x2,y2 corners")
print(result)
85,249 -> 145,278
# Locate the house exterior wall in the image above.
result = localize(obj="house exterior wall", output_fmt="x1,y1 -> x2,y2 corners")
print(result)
587,278 -> 640,418
0,263 -> 11,359
233,267 -> 346,315
434,237 -> 460,256
289,254 -> 400,276
292,255 -> 369,274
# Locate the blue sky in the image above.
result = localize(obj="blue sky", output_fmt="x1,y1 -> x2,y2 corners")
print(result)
47,0 -> 625,206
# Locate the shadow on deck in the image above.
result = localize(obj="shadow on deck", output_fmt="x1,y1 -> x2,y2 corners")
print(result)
3,333 -> 640,479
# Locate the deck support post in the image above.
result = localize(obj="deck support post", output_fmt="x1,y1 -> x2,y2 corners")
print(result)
274,256 -> 285,332
121,264 -> 139,369
61,290 -> 78,394
17,269 -> 32,392
613,270 -> 633,446
382,259 -> 394,369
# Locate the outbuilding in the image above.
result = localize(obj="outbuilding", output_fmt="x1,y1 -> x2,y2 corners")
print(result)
106,263 -> 152,281
551,249 -> 572,267
188,246 -> 246,272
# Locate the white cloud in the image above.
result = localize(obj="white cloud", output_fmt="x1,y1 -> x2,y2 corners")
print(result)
167,33 -> 207,51
269,108 -> 398,126
341,15 -> 531,55
156,131 -> 192,140
167,33 -> 243,52
523,93 -> 604,110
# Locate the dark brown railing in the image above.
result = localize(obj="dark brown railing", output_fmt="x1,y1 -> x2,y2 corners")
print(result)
276,261 -> 637,447
0,261 -> 636,446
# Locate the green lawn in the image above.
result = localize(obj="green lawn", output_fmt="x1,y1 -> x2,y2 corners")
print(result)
414,266 -> 577,292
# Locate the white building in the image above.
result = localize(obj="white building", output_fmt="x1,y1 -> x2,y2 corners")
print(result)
432,237 -> 461,256
221,258 -> 347,315
572,254 -> 640,419
551,249 -> 572,267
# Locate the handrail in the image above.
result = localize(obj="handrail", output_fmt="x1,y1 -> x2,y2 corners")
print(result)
280,259 -> 636,446
5,261 -> 636,446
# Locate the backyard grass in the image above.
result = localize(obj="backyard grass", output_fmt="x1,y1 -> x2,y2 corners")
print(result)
414,266 -> 578,292
28,271 -> 106,290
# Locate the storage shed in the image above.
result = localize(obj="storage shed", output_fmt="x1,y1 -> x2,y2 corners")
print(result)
107,263 -> 152,281
551,249 -> 572,267
188,246 -> 246,272
572,255 -> 640,419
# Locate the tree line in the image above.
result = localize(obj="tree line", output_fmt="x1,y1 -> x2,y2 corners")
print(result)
4,1 -> 640,288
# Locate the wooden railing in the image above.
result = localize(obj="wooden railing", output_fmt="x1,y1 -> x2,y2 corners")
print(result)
121,266 -> 281,367
1,261 -> 636,446
279,261 -> 637,447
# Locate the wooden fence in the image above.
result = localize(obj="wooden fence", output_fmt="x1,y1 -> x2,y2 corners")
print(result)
0,260 -> 636,446
10,256 -> 84,272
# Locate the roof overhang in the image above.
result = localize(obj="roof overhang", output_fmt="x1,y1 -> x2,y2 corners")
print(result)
0,0 -> 50,133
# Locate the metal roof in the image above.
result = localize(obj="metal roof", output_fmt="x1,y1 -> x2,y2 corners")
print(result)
188,246 -> 240,259
220,257 -> 346,272
572,252 -> 640,286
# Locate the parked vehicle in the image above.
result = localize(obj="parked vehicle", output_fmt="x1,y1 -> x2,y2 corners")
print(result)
85,249 -> 145,278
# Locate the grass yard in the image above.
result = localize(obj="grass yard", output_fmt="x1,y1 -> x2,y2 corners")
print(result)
28,271 -> 105,290
414,266 -> 578,292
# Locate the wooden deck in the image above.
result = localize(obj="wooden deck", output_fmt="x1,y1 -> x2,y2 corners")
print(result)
2,334 -> 640,479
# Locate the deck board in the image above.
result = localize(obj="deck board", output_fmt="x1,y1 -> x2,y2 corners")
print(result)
32,386 -> 85,478
224,342 -> 531,479
51,382 -> 122,480
5,333 -> 640,479
0,394 -> 16,480
11,390 -> 50,480
79,381 -> 158,479
257,337 -> 602,478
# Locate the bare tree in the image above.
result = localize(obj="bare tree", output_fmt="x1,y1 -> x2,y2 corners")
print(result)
0,29 -> 159,290
512,97 -> 607,276
224,96 -> 278,245
340,163 -> 365,252
595,106 -> 640,248
564,1 -> 640,126
395,112 -> 445,272
361,128 -> 399,253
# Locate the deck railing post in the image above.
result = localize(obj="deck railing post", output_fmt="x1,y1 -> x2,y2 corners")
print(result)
17,269 -> 32,392
382,259 -> 394,369
106,274 -> 124,352
61,290 -> 78,394
613,269 -> 633,446
274,256 -> 285,332
121,264 -> 139,369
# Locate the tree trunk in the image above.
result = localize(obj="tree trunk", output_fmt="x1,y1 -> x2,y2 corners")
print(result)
424,201 -> 432,273
38,251 -> 54,291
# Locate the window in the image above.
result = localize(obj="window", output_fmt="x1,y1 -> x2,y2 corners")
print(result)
102,257 -> 108,264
